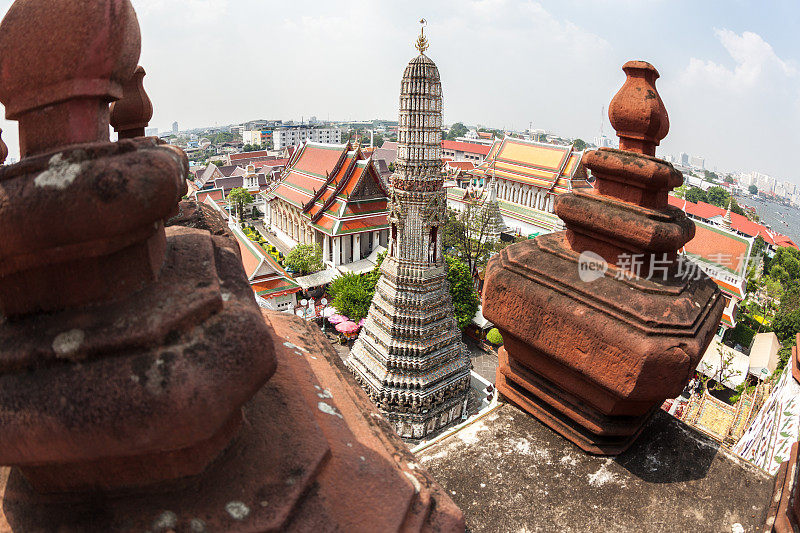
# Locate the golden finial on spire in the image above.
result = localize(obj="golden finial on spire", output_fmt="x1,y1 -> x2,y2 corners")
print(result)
415,18 -> 429,54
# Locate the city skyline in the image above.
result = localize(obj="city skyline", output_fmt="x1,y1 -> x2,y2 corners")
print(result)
0,0 -> 797,185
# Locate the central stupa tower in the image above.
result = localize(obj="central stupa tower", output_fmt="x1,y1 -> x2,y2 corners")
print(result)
347,23 -> 471,440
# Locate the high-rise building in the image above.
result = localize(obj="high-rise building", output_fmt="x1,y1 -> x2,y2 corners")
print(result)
347,28 -> 471,440
690,155 -> 705,169
679,152 -> 689,166
172,121 -> 179,134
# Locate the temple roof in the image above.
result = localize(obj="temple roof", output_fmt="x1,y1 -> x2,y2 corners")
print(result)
270,141 -> 389,236
469,137 -> 591,193
669,195 -> 798,249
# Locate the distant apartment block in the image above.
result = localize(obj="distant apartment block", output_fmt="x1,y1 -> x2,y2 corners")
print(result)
243,129 -> 273,147
690,155 -> 705,169
272,127 -> 342,149
145,127 -> 158,137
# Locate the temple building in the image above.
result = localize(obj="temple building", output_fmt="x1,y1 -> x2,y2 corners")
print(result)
679,218 -> 753,335
264,141 -> 390,267
448,137 -> 592,237
347,27 -> 471,440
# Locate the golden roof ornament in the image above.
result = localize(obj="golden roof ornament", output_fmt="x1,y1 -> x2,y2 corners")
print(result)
415,18 -> 429,54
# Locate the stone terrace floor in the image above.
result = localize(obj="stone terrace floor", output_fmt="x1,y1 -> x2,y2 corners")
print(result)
418,403 -> 774,533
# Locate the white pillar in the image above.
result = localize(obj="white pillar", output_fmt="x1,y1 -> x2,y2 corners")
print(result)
323,233 -> 330,262
355,233 -> 362,261
333,237 -> 341,267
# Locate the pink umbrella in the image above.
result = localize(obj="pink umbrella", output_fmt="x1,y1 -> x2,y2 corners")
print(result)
328,314 -> 348,324
335,321 -> 359,334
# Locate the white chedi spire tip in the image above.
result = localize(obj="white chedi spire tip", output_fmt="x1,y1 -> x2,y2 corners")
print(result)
415,18 -> 429,54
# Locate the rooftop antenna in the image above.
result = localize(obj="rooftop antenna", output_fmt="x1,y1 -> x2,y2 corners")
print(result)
599,106 -> 605,138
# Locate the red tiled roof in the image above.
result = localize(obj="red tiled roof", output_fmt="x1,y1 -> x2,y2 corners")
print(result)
230,150 -> 270,161
293,143 -> 347,178
251,278 -> 301,299
668,195 -> 798,249
338,215 -> 390,234
441,140 -> 491,156
196,188 -> 224,202
445,161 -> 476,171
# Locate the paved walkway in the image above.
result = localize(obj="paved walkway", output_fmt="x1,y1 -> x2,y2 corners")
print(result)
464,336 -> 499,383
252,221 -> 292,256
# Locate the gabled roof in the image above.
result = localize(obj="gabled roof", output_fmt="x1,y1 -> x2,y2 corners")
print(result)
195,187 -> 225,203
230,225 -> 300,298
271,141 -> 389,236
469,137 -> 591,194
441,140 -> 492,156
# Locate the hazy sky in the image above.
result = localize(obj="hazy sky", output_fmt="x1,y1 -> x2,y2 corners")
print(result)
0,0 -> 798,183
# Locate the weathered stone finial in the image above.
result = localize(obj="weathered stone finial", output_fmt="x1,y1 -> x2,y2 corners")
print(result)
608,61 -> 669,157
0,0 -> 273,497
110,65 -> 154,139
0,0 -> 141,157
0,128 -> 7,164
483,60 -> 724,455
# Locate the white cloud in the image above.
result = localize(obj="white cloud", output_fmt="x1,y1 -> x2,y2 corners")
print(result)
658,29 -> 799,180
681,29 -> 796,91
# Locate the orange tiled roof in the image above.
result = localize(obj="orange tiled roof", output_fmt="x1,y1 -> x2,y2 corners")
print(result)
469,137 -> 590,193
683,222 -> 750,276
272,141 -> 389,237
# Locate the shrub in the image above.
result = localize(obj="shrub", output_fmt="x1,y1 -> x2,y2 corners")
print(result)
486,328 -> 503,345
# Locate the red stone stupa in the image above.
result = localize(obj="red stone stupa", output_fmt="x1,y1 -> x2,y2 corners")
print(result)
483,61 -> 725,455
0,1 -> 463,530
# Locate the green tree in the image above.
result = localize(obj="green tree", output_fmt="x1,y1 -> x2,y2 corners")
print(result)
329,273 -> 373,322
706,186 -> 730,208
444,202 -> 506,282
749,184 -> 758,195
448,122 -> 468,140
572,138 -> 588,151
685,187 -> 707,204
673,184 -> 688,199
752,235 -> 766,257
227,187 -> 253,222
773,287 -> 800,342
445,255 -> 480,330
486,328 -> 503,345
285,244 -> 324,276
703,170 -> 719,183
210,160 -> 227,167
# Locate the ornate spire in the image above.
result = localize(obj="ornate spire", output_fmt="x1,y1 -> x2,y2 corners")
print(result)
723,196 -> 733,230
415,18 -> 429,54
